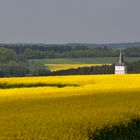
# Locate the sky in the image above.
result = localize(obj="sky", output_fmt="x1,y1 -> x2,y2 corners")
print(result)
0,0 -> 140,44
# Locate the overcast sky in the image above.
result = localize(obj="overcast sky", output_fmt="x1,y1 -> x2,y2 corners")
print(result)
0,0 -> 140,44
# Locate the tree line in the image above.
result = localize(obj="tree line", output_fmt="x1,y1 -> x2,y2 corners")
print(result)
0,43 -> 140,59
0,60 -> 140,77
46,61 -> 140,76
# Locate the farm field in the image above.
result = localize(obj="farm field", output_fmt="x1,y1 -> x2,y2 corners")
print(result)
29,57 -> 140,65
29,57 -> 140,71
0,74 -> 140,139
45,64 -> 111,71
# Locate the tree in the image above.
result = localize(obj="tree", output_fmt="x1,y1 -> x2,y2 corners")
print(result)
0,47 -> 16,63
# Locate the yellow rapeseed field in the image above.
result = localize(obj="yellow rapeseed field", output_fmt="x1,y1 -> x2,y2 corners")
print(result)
0,74 -> 140,139
45,63 -> 111,71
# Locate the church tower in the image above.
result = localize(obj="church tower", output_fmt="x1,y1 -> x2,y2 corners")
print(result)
115,51 -> 127,74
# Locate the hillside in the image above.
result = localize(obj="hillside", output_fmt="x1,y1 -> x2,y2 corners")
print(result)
0,43 -> 140,77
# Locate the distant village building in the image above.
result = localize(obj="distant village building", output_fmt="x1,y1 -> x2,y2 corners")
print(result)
115,51 -> 127,74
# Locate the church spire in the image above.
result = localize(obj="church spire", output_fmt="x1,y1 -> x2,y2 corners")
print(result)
115,50 -> 127,74
118,50 -> 123,64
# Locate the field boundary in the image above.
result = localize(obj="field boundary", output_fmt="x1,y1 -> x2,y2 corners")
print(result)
0,83 -> 79,89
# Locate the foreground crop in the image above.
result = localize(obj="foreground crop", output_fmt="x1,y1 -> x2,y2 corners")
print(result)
0,74 -> 140,139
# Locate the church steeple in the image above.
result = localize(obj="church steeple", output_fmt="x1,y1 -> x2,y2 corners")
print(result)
118,50 -> 124,64
115,50 -> 127,74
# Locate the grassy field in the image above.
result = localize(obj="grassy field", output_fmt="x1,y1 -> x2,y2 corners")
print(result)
29,57 -> 140,65
0,74 -> 140,139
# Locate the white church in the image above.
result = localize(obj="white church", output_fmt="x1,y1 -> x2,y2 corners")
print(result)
115,51 -> 127,74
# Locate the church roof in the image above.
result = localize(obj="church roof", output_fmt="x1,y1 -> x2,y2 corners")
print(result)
116,51 -> 125,66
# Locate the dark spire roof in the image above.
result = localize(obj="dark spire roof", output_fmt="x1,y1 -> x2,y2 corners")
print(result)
118,51 -> 124,63
116,50 -> 125,66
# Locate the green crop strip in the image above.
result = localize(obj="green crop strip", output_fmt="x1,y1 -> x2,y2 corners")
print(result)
0,83 -> 79,89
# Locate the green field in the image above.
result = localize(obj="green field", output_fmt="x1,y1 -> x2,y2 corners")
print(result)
29,57 -> 140,65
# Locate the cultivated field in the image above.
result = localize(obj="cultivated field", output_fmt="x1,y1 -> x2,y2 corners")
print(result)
46,64 -> 111,71
29,57 -> 140,65
29,57 -> 140,71
0,74 -> 140,139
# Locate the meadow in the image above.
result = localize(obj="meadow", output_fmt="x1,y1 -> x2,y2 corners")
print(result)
0,74 -> 140,139
29,57 -> 140,65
